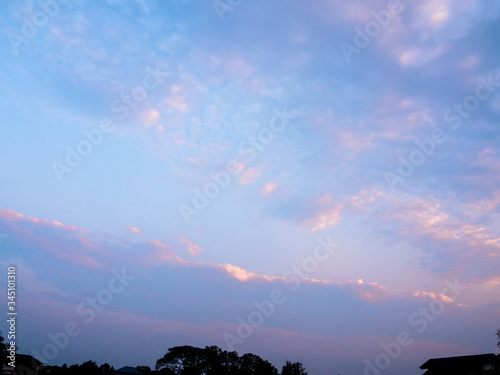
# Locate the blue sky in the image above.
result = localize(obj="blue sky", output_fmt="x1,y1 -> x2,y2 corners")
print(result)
1,0 -> 500,374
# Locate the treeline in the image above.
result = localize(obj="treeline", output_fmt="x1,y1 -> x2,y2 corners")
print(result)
155,345 -> 307,375
38,361 -> 115,375
0,334 -> 307,375
39,345 -> 307,375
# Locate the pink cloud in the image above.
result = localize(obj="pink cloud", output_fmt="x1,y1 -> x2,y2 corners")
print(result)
398,46 -> 447,67
0,208 -> 25,221
386,198 -> 500,246
239,167 -> 261,185
128,226 -> 141,234
0,208 -> 80,232
148,239 -> 185,263
140,108 -> 160,126
178,235 -> 203,256
406,291 -> 454,303
212,262 -> 333,286
342,189 -> 385,210
0,208 -> 101,269
377,196 -> 500,283
166,85 -> 188,112
342,279 -> 389,302
260,181 -> 279,197
214,263 -> 279,283
300,194 -> 343,232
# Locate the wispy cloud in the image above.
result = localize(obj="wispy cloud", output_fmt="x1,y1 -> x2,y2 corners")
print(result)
300,194 -> 343,232
178,235 -> 203,256
128,226 -> 141,234
260,181 -> 279,197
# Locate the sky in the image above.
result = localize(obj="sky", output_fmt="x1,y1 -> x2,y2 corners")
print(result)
0,0 -> 500,374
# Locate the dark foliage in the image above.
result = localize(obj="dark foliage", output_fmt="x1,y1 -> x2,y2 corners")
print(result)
0,331 -> 7,368
38,361 -> 115,375
0,332 -> 305,375
156,345 -> 286,375
281,361 -> 308,375
136,367 -> 151,375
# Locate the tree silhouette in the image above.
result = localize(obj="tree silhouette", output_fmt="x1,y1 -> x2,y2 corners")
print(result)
79,360 -> 101,375
69,364 -> 80,375
496,329 -> 500,349
238,353 -> 277,375
156,345 -> 207,374
0,332 -> 7,368
157,368 -> 176,375
136,366 -> 151,375
16,343 -> 304,375
100,363 -> 115,375
213,347 -> 240,374
156,345 -> 279,375
281,361 -> 307,375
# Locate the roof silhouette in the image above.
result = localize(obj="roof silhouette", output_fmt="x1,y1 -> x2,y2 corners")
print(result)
420,353 -> 499,375
116,367 -> 143,375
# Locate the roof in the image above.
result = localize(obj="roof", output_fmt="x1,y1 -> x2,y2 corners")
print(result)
116,367 -> 143,375
16,354 -> 43,368
420,353 -> 499,375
